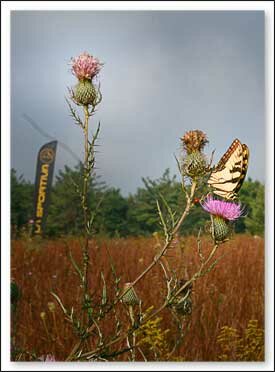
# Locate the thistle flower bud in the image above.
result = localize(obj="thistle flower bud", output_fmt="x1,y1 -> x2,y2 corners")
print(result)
72,79 -> 97,106
70,52 -> 102,106
201,196 -> 244,242
121,283 -> 140,306
182,151 -> 207,178
211,216 -> 231,242
181,130 -> 208,178
181,130 -> 208,154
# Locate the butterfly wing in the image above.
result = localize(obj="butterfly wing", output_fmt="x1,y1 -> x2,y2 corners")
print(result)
207,139 -> 249,200
234,143 -> 249,194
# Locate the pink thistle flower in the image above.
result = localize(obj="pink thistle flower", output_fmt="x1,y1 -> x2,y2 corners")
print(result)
45,354 -> 55,362
201,195 -> 244,221
71,52 -> 102,80
38,354 -> 56,362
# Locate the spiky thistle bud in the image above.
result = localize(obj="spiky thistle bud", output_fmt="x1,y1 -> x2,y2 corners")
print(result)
72,79 -> 97,106
181,130 -> 208,154
211,216 -> 232,242
181,130 -> 208,178
121,283 -> 140,306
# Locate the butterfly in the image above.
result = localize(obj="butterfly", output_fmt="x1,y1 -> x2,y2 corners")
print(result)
207,139 -> 249,200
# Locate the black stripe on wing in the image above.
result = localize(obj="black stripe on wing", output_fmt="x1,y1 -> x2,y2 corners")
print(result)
208,140 -> 249,199
215,139 -> 241,171
234,144 -> 249,194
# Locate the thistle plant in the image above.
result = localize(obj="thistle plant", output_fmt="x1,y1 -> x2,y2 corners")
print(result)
50,54 -> 247,361
51,51 -> 103,349
68,52 -> 102,306
70,51 -> 102,106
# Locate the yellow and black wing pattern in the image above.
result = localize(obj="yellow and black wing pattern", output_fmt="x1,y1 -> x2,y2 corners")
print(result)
207,139 -> 249,200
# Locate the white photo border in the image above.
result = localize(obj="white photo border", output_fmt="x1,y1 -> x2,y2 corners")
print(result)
1,1 -> 274,371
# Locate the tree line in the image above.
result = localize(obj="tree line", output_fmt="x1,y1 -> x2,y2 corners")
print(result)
11,165 -> 264,238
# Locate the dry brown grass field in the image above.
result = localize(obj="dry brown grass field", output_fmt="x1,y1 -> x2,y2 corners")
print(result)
11,234 -> 264,361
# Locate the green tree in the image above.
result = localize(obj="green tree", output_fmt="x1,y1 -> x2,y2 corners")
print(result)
242,180 -> 264,236
46,164 -> 129,237
11,169 -> 34,236
237,178 -> 265,236
46,163 -> 106,236
96,188 -> 129,237
126,169 -> 208,236
10,168 -> 265,238
126,169 -> 181,236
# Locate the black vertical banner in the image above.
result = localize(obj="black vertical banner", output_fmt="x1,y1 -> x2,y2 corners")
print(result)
33,141 -> 57,235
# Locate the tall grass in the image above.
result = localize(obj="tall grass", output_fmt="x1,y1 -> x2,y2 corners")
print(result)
11,234 -> 264,361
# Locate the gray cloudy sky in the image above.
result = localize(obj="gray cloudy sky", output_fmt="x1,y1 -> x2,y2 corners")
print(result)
11,11 -> 265,195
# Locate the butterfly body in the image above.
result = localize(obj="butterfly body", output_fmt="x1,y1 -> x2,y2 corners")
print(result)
207,139 -> 249,200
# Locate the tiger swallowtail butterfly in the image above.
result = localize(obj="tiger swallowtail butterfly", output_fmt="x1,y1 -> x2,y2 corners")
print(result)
207,139 -> 249,200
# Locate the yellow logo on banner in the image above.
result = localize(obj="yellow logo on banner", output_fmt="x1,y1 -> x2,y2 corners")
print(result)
40,148 -> 55,164
34,163 -> 49,234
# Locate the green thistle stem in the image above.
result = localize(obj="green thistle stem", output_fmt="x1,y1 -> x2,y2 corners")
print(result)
82,105 -> 90,316
128,305 -> 136,361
